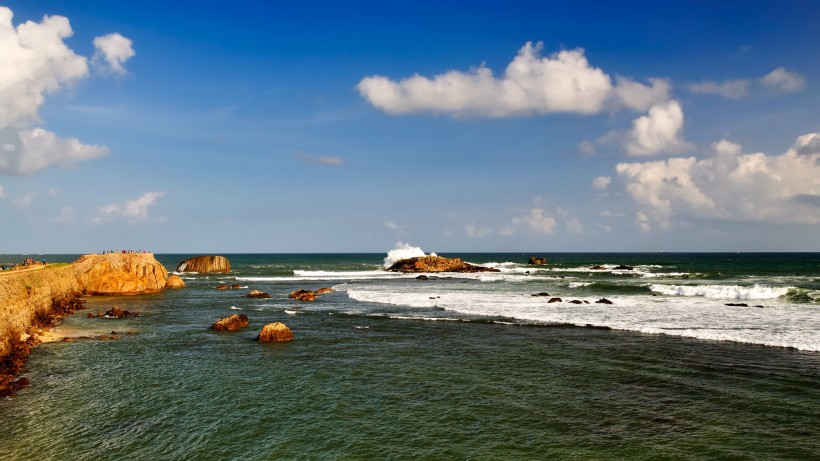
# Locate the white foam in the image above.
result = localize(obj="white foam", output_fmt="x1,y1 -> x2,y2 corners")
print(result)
340,286 -> 820,351
650,283 -> 792,299
568,282 -> 592,288
229,306 -> 241,310
383,242 -> 428,268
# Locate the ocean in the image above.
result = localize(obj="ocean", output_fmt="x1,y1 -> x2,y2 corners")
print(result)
1,252 -> 818,459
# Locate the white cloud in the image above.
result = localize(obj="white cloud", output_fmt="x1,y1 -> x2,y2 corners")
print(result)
358,42 -> 667,118
0,128 -> 109,175
612,76 -> 671,111
592,176 -> 611,190
760,67 -> 805,92
92,33 -> 135,76
48,188 -> 60,196
54,206 -> 76,223
0,183 -> 4,198
14,194 -> 34,209
510,208 -> 557,235
689,79 -> 750,99
624,100 -> 693,156
616,132 -> 820,229
465,224 -> 493,238
294,151 -> 345,166
0,7 -> 129,176
384,220 -> 399,230
94,191 -> 166,223
579,140 -> 596,156
636,211 -> 651,233
565,217 -> 584,234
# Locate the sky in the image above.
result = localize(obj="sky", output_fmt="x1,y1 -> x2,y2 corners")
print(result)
1,0 -> 819,253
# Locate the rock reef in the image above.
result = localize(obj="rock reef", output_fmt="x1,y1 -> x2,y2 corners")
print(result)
211,314 -> 249,331
257,322 -> 293,342
387,256 -> 499,273
176,255 -> 231,274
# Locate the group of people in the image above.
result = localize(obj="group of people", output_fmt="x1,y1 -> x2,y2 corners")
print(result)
101,250 -> 152,254
0,257 -> 46,271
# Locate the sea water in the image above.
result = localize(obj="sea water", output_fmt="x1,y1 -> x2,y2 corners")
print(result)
1,252 -> 818,459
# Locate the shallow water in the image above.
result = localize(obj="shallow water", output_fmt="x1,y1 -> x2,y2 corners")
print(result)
1,253 -> 819,459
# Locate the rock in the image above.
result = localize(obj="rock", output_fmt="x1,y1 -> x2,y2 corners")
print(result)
165,275 -> 185,289
595,298 -> 613,304
215,285 -> 230,290
590,265 -> 606,270
387,256 -> 499,273
104,306 -> 137,318
315,287 -> 332,294
246,290 -> 271,299
289,289 -> 316,301
416,275 -> 430,281
528,257 -> 548,265
73,253 -> 168,296
211,314 -> 249,331
231,284 -> 242,290
548,297 -> 562,303
531,292 -> 551,297
568,300 -> 583,304
257,322 -> 294,342
614,265 -> 634,271
86,313 -> 94,318
725,303 -> 749,307
175,255 -> 231,274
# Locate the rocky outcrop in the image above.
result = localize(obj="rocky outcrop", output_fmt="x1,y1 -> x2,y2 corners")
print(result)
73,253 -> 168,296
257,322 -> 293,342
165,275 -> 185,289
387,256 -> 499,273
215,285 -> 229,290
613,265 -> 634,271
247,290 -> 270,299
528,257 -> 548,265
176,255 -> 231,274
211,314 -> 249,331
289,289 -> 317,301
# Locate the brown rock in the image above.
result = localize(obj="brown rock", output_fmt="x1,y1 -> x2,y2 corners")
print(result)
315,287 -> 332,294
548,297 -> 562,303
569,300 -> 584,304
215,285 -> 230,290
176,255 -> 231,274
595,298 -> 614,305
387,256 -> 499,273
289,289 -> 317,301
104,306 -> 137,318
531,292 -> 550,297
165,275 -> 185,289
246,290 -> 271,299
416,275 -> 430,281
211,314 -> 249,331
590,265 -> 606,270
257,322 -> 294,342
73,253 -> 168,296
528,257 -> 548,265
231,284 -> 242,290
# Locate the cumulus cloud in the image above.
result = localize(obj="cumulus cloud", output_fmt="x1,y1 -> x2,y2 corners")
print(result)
14,194 -> 34,209
92,33 -> 135,76
592,176 -> 611,190
689,79 -> 750,99
504,208 -> 557,235
94,191 -> 166,223
358,42 -> 668,118
294,151 -> 345,166
616,132 -> 820,229
760,67 -> 805,92
0,7 -> 130,176
384,220 -> 399,230
54,206 -> 77,223
623,100 -> 694,156
689,68 -> 806,99
465,224 -> 493,238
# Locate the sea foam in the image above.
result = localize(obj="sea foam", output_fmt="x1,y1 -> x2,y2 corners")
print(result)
383,242 -> 430,268
650,283 -> 792,299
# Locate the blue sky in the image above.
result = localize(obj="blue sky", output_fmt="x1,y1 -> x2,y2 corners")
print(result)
1,1 -> 818,253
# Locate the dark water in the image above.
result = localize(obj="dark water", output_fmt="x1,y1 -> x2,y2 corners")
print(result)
1,253 -> 818,459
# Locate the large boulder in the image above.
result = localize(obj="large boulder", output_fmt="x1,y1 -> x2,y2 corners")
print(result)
528,257 -> 548,265
73,253 -> 168,296
247,290 -> 271,299
211,314 -> 249,331
387,256 -> 499,273
176,255 -> 231,274
289,289 -> 317,301
165,275 -> 185,289
257,322 -> 293,342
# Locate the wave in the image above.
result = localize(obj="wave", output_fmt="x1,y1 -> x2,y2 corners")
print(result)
650,283 -> 792,300
340,287 -> 820,351
383,242 -> 431,268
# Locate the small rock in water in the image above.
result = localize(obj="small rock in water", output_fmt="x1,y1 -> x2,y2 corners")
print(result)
548,297 -> 562,303
595,298 -> 613,305
257,322 -> 294,342
215,285 -> 230,290
569,300 -> 583,304
416,275 -> 430,281
725,303 -> 749,307
231,284 -> 242,290
211,314 -> 250,331
531,292 -> 550,297
613,265 -> 634,271
246,290 -> 271,299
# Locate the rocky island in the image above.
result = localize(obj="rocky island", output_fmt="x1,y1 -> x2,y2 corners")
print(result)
386,255 -> 499,273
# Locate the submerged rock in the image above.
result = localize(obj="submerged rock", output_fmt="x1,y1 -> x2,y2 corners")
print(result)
548,297 -> 562,303
595,298 -> 614,305
725,303 -> 749,307
568,300 -> 584,304
613,265 -> 634,271
104,306 -> 137,318
215,285 -> 230,290
531,292 -> 551,297
387,256 -> 499,274
165,275 -> 185,289
176,255 -> 231,274
257,322 -> 294,342
247,290 -> 271,299
211,314 -> 249,331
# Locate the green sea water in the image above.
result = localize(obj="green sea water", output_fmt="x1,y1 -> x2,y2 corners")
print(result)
1,253 -> 818,459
